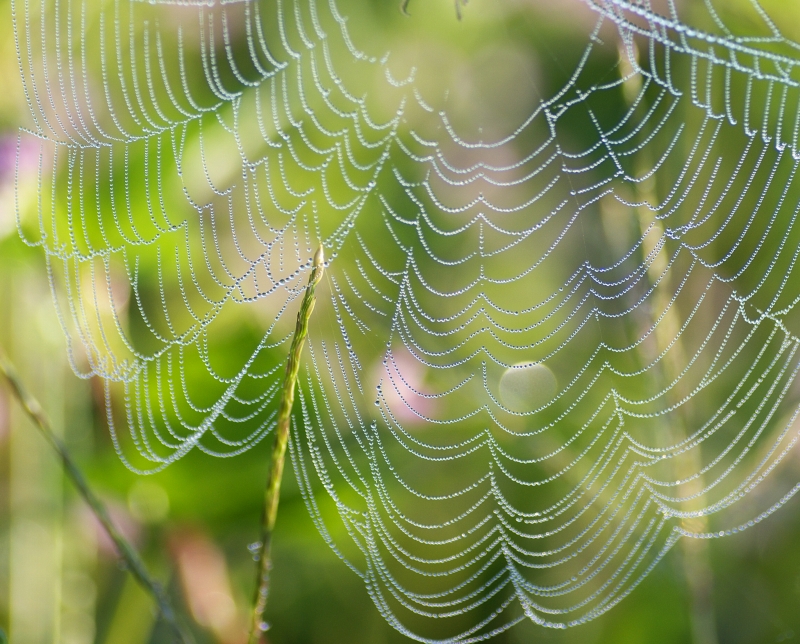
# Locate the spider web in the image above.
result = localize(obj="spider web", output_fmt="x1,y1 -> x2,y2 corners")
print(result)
13,0 -> 800,639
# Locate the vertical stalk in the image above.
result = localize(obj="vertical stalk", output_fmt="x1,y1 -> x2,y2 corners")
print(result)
618,41 -> 717,644
0,349 -> 193,644
249,244 -> 325,644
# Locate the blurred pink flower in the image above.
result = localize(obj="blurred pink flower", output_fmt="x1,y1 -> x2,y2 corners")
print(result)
375,348 -> 439,426
171,530 -> 245,644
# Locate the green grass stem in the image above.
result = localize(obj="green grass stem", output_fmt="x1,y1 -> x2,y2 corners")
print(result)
0,348 -> 193,644
248,244 -> 325,644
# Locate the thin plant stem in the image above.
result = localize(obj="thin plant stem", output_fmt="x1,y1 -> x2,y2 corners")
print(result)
249,244 -> 325,644
0,349 -> 193,644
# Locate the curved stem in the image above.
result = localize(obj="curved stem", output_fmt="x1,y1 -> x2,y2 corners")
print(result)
0,349 -> 193,644
248,244 -> 325,644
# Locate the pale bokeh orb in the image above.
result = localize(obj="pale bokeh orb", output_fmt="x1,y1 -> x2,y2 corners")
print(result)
127,480 -> 170,524
498,362 -> 556,412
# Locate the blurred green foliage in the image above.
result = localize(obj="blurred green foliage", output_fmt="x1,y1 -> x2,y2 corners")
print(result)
4,0 -> 800,642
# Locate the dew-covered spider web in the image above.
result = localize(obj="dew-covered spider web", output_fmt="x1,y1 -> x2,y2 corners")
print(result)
13,0 -> 800,639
